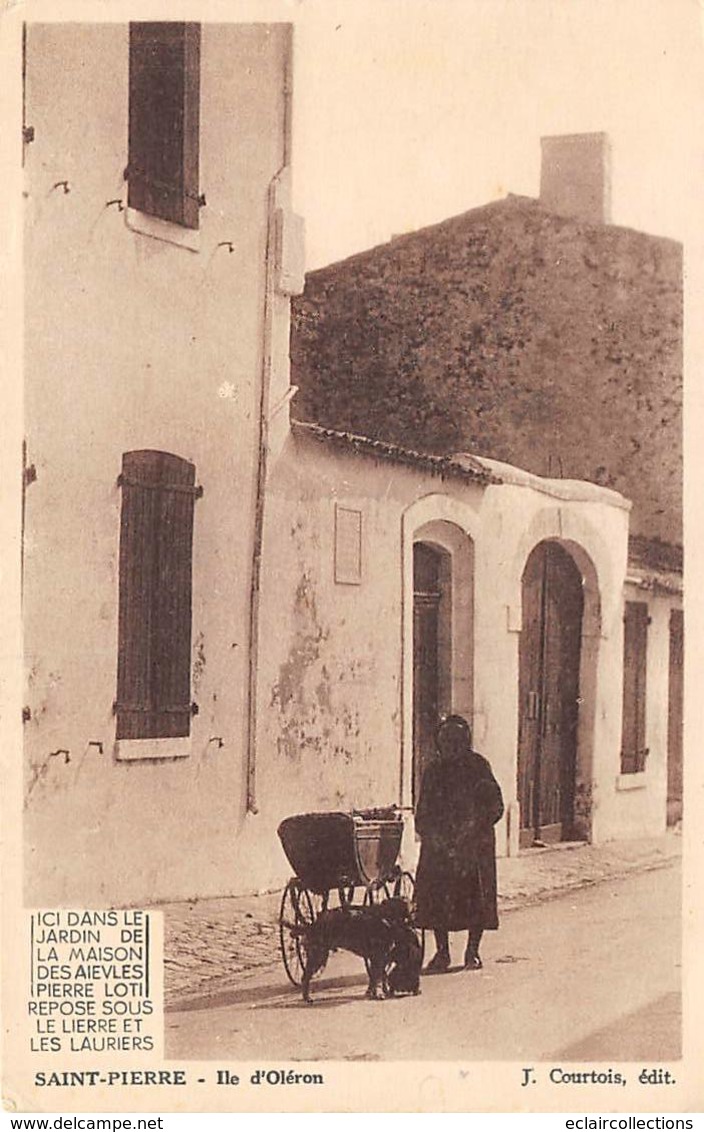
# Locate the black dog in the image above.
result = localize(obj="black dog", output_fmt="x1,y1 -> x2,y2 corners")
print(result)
290,897 -> 422,1004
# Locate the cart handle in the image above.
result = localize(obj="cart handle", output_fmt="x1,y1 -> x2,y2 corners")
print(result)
350,804 -> 415,813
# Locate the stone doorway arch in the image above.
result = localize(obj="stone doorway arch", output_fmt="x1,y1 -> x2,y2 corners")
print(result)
517,538 -> 600,845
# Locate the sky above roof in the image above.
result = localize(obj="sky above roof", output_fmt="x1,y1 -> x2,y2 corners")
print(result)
290,0 -> 703,269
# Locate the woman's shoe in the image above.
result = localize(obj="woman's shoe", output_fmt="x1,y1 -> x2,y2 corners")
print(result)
423,950 -> 451,974
463,952 -> 483,970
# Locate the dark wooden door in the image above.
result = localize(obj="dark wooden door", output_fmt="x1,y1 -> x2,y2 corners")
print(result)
667,609 -> 684,825
413,544 -> 441,806
518,542 -> 584,846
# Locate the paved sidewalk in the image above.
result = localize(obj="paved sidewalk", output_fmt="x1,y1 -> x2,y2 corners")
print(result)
498,829 -> 681,907
160,829 -> 681,1007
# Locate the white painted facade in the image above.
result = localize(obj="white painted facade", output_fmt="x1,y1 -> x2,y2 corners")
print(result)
253,430 -> 649,889
23,21 -> 300,906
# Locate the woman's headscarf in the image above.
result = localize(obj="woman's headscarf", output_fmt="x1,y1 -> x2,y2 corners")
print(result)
436,714 -> 472,758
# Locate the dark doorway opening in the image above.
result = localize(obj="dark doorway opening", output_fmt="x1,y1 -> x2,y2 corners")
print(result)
517,541 -> 584,847
412,542 -> 450,806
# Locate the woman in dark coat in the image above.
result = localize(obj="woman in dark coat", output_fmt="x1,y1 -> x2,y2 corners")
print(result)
414,714 -> 504,973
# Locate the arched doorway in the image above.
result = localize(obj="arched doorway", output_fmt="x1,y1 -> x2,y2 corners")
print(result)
517,541 -> 585,847
412,542 -> 451,805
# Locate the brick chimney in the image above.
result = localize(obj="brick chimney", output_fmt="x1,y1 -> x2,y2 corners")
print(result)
540,132 -> 612,225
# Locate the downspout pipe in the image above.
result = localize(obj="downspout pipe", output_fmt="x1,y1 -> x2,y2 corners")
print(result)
245,34 -> 294,815
246,174 -> 279,817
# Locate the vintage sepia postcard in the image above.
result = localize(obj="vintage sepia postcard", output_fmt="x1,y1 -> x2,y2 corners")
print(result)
1,0 -> 703,1116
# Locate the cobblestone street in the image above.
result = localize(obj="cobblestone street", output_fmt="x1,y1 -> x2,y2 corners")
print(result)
162,896 -> 281,1003
160,830 -> 681,1008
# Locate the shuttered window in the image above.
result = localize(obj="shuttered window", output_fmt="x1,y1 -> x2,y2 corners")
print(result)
128,22 -> 201,229
620,601 -> 649,774
116,450 -> 200,740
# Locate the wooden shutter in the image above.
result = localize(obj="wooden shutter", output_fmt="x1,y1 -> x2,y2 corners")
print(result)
128,23 -> 201,229
116,450 -> 198,740
667,609 -> 684,821
620,601 -> 649,773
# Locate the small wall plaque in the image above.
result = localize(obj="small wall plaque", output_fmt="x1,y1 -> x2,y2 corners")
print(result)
334,505 -> 362,585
